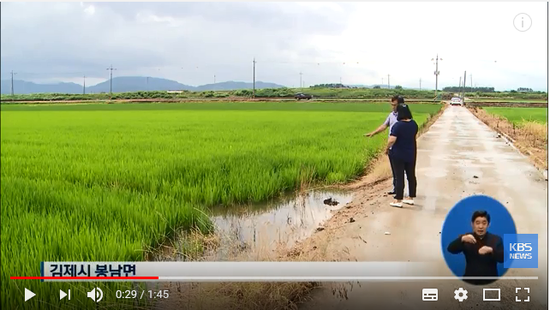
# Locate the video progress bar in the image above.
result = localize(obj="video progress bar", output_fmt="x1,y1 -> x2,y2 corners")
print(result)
12,276 -> 539,282
154,276 -> 539,281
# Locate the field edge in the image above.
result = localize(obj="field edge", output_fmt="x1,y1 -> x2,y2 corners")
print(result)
469,106 -> 547,173
153,103 -> 449,310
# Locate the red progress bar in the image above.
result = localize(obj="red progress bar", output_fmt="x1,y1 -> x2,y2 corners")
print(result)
11,276 -> 159,280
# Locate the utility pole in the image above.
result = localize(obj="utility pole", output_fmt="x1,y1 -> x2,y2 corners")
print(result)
419,78 -> 422,90
299,72 -> 303,90
470,74 -> 473,92
432,54 -> 442,99
459,76 -> 462,89
387,74 -> 390,89
106,65 -> 117,96
83,75 -> 86,94
252,58 -> 256,98
10,70 -> 16,96
462,71 -> 467,100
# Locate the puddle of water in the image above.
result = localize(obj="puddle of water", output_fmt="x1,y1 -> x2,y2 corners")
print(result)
205,190 -> 354,260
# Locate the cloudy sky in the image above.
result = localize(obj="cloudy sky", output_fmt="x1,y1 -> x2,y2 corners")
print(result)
1,2 -> 547,91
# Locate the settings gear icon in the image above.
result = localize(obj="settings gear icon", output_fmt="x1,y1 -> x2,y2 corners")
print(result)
454,288 -> 468,302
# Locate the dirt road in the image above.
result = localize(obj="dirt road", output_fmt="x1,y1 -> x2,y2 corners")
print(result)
298,106 -> 548,310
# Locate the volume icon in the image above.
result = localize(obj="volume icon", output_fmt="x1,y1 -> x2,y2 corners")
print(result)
87,287 -> 103,302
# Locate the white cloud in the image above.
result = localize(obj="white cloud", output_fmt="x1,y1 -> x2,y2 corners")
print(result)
0,2 -> 547,91
84,5 -> 95,15
318,2 -> 547,90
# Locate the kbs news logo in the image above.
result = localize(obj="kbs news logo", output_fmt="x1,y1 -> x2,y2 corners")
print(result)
504,234 -> 538,268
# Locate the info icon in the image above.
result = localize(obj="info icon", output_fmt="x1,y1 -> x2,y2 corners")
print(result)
513,13 -> 532,32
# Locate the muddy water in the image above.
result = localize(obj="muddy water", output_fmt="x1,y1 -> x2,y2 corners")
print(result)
205,190 -> 353,260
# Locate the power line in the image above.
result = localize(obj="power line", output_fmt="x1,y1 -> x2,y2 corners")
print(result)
5,71 -> 107,77
5,58 -> 542,92
256,60 -> 362,66
462,71 -> 467,99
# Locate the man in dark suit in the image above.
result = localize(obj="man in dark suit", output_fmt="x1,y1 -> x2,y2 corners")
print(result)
447,210 -> 504,285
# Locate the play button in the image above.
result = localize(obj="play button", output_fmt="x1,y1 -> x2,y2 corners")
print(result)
24,288 -> 35,302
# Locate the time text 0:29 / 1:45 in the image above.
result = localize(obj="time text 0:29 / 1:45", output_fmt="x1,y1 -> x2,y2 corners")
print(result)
116,289 -> 170,299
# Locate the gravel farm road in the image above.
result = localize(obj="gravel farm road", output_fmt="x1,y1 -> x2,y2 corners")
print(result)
299,106 -> 548,310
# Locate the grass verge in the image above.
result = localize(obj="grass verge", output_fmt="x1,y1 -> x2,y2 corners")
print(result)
469,106 -> 547,170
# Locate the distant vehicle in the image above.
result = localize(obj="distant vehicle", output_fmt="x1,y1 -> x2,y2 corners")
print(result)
295,93 -> 313,100
450,97 -> 463,106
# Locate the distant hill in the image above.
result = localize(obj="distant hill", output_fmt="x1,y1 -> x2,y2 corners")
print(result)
196,81 -> 285,91
0,76 -> 286,95
1,80 -> 83,94
89,77 -> 195,93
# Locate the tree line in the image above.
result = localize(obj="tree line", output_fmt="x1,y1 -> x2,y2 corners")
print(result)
443,86 -> 541,93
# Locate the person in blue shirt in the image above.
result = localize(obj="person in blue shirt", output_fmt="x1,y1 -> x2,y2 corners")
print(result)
384,103 -> 418,208
365,95 -> 401,195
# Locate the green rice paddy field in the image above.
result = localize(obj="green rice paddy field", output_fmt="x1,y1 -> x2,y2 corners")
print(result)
484,107 -> 547,125
1,101 -> 441,309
